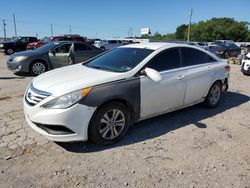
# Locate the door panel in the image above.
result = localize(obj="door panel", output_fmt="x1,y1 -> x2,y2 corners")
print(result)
184,64 -> 212,105
140,69 -> 187,119
74,50 -> 99,63
49,52 -> 70,68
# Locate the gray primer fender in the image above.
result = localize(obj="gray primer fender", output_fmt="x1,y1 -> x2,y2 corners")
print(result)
79,77 -> 141,121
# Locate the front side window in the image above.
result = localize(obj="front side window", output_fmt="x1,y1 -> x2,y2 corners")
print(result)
85,48 -> 153,72
181,47 -> 215,66
146,48 -> 181,72
19,37 -> 28,43
53,44 -> 72,53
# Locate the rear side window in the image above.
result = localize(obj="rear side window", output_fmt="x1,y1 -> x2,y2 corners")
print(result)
181,47 -> 216,66
74,43 -> 90,51
108,40 -> 117,44
146,48 -> 181,72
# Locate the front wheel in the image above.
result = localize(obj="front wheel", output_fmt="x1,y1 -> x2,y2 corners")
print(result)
204,82 -> 222,108
5,48 -> 14,55
30,61 -> 47,76
89,102 -> 130,145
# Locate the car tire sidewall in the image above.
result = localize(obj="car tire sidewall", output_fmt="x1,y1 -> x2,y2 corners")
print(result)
89,102 -> 130,145
204,82 -> 222,108
30,61 -> 47,76
6,48 -> 14,55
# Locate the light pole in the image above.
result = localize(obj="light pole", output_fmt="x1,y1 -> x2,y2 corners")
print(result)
2,20 -> 6,40
187,9 -> 193,42
13,13 -> 17,37
50,24 -> 53,36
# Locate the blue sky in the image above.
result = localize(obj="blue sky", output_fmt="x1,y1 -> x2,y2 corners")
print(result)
0,0 -> 249,38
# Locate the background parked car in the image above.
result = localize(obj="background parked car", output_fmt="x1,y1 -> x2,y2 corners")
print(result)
94,39 -> 123,51
26,34 -> 86,50
26,37 -> 50,50
188,42 -> 208,50
7,41 -> 102,76
0,36 -> 38,55
208,43 -> 241,58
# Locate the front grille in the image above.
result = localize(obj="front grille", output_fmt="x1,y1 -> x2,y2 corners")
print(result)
25,83 -> 51,106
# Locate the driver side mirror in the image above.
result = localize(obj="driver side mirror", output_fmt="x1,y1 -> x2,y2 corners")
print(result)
143,68 -> 162,82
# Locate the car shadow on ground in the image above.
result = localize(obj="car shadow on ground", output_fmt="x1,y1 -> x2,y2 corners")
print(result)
56,91 -> 250,153
0,73 -> 34,79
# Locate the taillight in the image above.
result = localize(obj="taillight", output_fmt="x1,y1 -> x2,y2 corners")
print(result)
225,65 -> 230,72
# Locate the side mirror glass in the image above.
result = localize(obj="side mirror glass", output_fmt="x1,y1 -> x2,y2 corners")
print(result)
144,67 -> 161,82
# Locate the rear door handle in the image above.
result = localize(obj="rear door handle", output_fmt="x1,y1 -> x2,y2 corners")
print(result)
177,75 -> 185,80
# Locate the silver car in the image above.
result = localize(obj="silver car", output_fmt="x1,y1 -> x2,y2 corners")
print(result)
6,41 -> 102,76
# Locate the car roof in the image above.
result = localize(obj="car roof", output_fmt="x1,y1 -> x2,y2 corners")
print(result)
119,42 -> 195,50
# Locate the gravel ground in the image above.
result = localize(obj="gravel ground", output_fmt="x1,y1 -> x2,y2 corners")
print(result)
0,53 -> 250,187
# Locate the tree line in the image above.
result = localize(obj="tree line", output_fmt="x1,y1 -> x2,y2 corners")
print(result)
142,18 -> 250,42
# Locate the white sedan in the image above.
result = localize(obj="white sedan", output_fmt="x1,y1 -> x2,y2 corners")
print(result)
23,42 -> 230,145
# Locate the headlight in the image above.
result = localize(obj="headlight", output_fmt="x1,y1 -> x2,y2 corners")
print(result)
41,87 -> 92,109
13,56 -> 27,62
0,44 -> 3,48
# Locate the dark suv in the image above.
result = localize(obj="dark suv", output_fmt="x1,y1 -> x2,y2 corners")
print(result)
0,37 -> 38,55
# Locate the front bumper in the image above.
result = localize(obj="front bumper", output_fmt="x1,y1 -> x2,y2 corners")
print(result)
241,61 -> 250,75
23,96 -> 97,142
6,60 -> 29,73
241,67 -> 250,75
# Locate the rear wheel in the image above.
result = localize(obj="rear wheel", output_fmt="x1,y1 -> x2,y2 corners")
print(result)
30,61 -> 47,76
204,82 -> 222,108
100,47 -> 105,51
89,102 -> 130,145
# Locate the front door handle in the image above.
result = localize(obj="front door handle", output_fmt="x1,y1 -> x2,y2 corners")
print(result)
177,75 -> 185,80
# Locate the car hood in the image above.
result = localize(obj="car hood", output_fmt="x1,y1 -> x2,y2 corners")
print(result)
32,64 -> 128,96
0,41 -> 16,45
27,42 -> 40,45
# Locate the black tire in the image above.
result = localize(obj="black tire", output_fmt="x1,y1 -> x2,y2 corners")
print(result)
89,102 -> 130,145
100,47 -> 105,51
5,48 -> 14,55
29,61 -> 47,76
204,82 -> 222,108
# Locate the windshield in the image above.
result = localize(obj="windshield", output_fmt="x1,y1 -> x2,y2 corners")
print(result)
84,48 -> 154,72
34,42 -> 59,52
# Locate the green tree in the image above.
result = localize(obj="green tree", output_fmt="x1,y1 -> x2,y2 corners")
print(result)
175,24 -> 188,40
175,18 -> 250,42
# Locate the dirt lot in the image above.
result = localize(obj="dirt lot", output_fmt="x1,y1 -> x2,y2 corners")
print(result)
0,53 -> 250,188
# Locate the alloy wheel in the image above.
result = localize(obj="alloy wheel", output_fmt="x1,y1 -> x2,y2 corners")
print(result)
32,62 -> 46,75
209,85 -> 221,105
99,109 -> 125,140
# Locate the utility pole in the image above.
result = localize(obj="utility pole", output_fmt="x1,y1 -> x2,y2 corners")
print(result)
50,24 -> 53,36
13,13 -> 17,37
130,27 -> 133,37
69,25 -> 71,35
2,20 -> 6,40
187,8 -> 192,42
